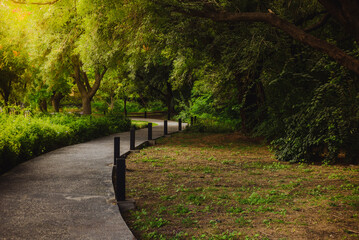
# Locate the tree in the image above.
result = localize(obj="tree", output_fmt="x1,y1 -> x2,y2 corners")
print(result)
10,0 -> 128,114
155,0 -> 359,76
3,0 -> 358,163
132,62 -> 175,119
0,71 -> 18,106
0,3 -> 29,106
131,0 -> 358,163
71,57 -> 107,114
50,86 -> 69,112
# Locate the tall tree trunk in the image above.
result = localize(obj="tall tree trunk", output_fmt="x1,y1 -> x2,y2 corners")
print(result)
82,97 -> 92,115
39,99 -> 48,113
237,71 -> 265,133
109,94 -> 115,110
51,92 -> 64,112
256,81 -> 266,106
166,82 -> 174,120
72,57 -> 107,115
237,75 -> 248,132
166,96 -> 171,120
0,78 -> 12,107
3,93 -> 9,107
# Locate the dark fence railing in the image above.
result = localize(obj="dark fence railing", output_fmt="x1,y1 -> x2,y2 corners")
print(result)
113,119 -> 184,204
126,111 -> 167,118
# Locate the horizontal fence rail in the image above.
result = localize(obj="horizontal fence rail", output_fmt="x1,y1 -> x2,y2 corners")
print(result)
126,111 -> 167,118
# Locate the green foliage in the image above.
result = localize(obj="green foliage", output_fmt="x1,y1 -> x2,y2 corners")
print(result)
172,6 -> 359,164
186,119 -> 236,133
273,81 -> 359,164
113,99 -> 166,113
0,5 -> 29,106
92,101 -> 109,114
177,87 -> 215,121
177,81 -> 241,131
106,109 -> 131,132
1,0 -> 359,165
0,112 -> 130,173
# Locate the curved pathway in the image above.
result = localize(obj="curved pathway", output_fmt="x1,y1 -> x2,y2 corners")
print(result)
0,119 -> 185,240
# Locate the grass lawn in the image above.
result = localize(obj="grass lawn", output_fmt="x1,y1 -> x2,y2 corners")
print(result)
131,120 -> 158,129
123,132 -> 359,240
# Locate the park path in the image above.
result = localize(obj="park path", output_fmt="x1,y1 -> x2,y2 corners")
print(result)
0,118 -> 185,240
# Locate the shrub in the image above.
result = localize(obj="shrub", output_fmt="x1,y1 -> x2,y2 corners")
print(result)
273,82 -> 359,164
106,109 -> 131,132
92,101 -> 108,114
0,112 -> 131,174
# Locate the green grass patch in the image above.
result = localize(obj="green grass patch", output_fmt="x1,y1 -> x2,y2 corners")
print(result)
131,120 -> 158,129
124,132 -> 359,239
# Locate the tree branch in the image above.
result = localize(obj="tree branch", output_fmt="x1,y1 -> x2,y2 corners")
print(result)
294,11 -> 327,26
88,67 -> 107,99
100,66 -> 108,80
173,8 -> 359,75
72,63 -> 87,97
81,72 -> 91,92
305,13 -> 330,32
148,84 -> 166,99
318,0 -> 359,42
10,0 -> 61,5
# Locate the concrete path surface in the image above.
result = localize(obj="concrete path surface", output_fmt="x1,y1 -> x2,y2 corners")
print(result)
0,118 -> 185,240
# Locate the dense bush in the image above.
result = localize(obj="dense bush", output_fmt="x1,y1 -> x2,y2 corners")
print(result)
0,113 -> 130,174
106,109 -> 132,132
179,72 -> 359,164
272,82 -> 359,164
177,83 -> 241,131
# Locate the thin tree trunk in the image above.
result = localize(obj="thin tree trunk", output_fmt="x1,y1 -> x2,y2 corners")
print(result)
109,94 -> 115,110
52,99 -> 60,113
167,97 -> 171,120
0,80 -> 11,107
124,98 -> 127,116
51,92 -> 64,112
39,99 -> 48,113
166,82 -> 174,120
237,75 -> 247,132
3,93 -> 9,107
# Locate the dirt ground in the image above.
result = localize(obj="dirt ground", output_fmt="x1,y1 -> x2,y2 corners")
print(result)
123,132 -> 359,240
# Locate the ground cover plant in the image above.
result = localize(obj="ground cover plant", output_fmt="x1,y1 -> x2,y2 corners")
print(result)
124,132 -> 359,239
0,112 -> 130,174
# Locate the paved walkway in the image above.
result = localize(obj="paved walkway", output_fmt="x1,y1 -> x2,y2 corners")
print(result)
0,119 -> 185,240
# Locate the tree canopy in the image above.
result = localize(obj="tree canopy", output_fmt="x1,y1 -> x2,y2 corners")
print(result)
1,0 -> 358,164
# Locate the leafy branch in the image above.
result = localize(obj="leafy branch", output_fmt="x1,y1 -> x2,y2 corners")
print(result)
10,0 -> 61,5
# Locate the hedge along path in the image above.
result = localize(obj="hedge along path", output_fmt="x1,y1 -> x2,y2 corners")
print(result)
0,118 -> 184,240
